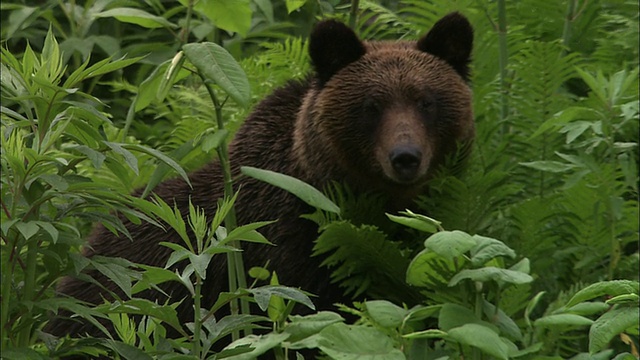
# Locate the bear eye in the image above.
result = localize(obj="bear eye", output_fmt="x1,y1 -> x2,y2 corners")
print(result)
362,98 -> 382,115
418,98 -> 435,112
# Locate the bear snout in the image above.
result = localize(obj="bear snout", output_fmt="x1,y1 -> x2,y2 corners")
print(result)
389,145 -> 423,182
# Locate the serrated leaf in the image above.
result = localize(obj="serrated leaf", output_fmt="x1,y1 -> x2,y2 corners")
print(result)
241,166 -> 339,214
183,42 -> 251,107
566,280 -> 639,308
448,267 -> 533,286
589,306 -> 640,354
188,253 -> 213,280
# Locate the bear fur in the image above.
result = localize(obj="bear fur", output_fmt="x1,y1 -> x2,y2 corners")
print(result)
46,12 -> 474,341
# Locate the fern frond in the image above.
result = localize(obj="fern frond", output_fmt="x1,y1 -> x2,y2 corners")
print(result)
313,221 -> 421,305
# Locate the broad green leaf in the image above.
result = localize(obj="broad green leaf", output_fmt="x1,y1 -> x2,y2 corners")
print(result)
90,257 -> 135,298
448,267 -> 533,286
132,265 -> 182,294
15,221 -> 39,240
438,303 -> 490,332
93,8 -> 176,29
185,0 -> 252,36
318,323 -> 405,360
241,166 -> 340,214
529,106 -> 600,139
447,324 -> 509,360
284,312 -> 344,344
534,314 -> 594,328
606,293 -> 639,305
248,267 -> 270,280
286,0 -> 307,13
404,305 -> 441,322
106,340 -> 153,360
589,306 -> 640,354
249,285 -> 315,312
483,300 -> 523,341
470,235 -> 516,266
365,300 -> 408,328
566,280 -> 639,308
223,333 -> 290,359
424,230 -> 475,260
406,249 -> 455,287
565,302 -> 610,316
267,272 -> 285,322
183,42 -> 251,107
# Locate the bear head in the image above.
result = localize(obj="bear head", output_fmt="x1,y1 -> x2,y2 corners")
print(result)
294,13 -> 474,204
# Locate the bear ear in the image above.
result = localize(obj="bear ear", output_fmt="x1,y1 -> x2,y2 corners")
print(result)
417,12 -> 474,81
309,20 -> 366,85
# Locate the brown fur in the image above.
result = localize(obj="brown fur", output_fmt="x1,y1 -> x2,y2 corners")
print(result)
45,13 -> 474,342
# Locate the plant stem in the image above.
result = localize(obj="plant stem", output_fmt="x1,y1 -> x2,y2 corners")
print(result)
497,0 -> 509,132
203,81 -> 250,339
17,237 -> 38,347
349,0 -> 360,30
193,275 -> 202,358
561,0 -> 576,53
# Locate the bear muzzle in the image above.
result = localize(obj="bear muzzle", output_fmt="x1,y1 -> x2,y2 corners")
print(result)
388,144 -> 425,183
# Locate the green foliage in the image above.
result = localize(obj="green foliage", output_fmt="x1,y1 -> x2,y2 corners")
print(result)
2,0 -> 638,359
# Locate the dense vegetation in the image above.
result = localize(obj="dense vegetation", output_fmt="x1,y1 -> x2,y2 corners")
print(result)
1,0 -> 638,359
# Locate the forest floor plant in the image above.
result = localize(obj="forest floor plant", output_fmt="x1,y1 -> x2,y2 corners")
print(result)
1,0 -> 638,359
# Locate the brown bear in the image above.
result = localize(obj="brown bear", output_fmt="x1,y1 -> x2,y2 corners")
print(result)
46,11 -> 474,344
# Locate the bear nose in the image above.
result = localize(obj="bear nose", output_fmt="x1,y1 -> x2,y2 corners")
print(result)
389,145 -> 422,181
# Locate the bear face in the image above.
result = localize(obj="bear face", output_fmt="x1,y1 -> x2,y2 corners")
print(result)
295,13 -> 474,203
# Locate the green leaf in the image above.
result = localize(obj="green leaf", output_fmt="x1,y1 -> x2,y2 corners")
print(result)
447,324 -> 509,360
106,340 -> 153,360
220,221 -> 275,245
187,0 -> 252,36
470,235 -> 516,266
182,42 -> 251,107
318,323 -> 405,360
188,253 -> 213,280
15,221 -> 39,240
284,311 -> 344,344
122,143 -> 190,188
534,314 -> 594,328
134,59 -> 190,112
566,280 -> 639,308
249,285 -> 315,312
201,129 -> 230,153
448,267 -> 534,286
241,166 -> 340,214
406,249 -> 455,287
438,303 -> 487,332
286,0 -> 307,13
386,212 -> 439,233
248,267 -> 270,280
589,306 -> 640,354
483,300 -> 523,341
97,298 -> 185,337
104,142 -> 138,175
424,230 -> 476,260
365,300 -> 408,328
93,8 -> 177,29
520,160 -> 577,173
223,333 -> 290,359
